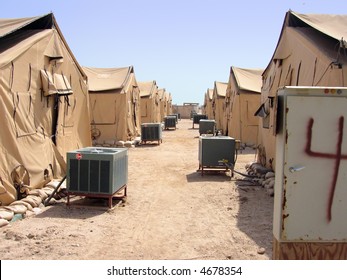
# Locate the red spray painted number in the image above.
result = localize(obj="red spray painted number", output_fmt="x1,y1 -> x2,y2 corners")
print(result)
305,116 -> 345,222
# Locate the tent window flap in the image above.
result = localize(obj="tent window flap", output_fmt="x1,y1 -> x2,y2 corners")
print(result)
40,70 -> 73,96
254,103 -> 268,118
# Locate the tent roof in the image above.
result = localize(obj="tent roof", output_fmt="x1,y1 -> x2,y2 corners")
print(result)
158,88 -> 166,100
0,13 -> 86,79
206,88 -> 213,100
0,14 -> 54,38
83,66 -> 134,91
273,26 -> 342,62
231,66 -> 263,93
214,81 -> 228,98
289,11 -> 347,43
138,80 -> 157,97
264,10 -> 347,75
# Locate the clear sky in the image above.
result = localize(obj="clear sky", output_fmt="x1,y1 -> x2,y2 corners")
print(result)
0,0 -> 346,105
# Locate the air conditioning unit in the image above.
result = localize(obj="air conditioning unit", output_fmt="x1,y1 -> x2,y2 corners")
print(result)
141,123 -> 162,145
199,119 -> 216,135
167,114 -> 179,123
193,114 -> 207,128
66,147 -> 128,206
164,116 -> 176,130
198,136 -> 236,176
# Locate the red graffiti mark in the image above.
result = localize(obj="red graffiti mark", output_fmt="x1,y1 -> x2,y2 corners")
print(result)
305,116 -> 344,222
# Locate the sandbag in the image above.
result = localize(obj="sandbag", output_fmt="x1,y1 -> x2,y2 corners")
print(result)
4,204 -> 27,215
46,179 -> 66,189
28,189 -> 48,200
10,200 -> 33,211
124,141 -> 133,148
0,208 -> 14,221
116,141 -> 125,147
42,186 -> 54,196
0,218 -> 9,227
22,195 -> 42,208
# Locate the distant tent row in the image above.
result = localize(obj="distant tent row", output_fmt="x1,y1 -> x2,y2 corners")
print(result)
83,66 -> 141,143
203,88 -> 214,119
158,88 -> 173,119
203,10 -> 347,170
211,81 -> 228,133
224,67 -> 263,147
83,69 -> 172,145
138,80 -> 161,124
0,13 -> 173,206
203,67 -> 262,147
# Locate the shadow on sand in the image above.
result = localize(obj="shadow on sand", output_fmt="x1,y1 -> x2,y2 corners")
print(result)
186,170 -> 232,183
36,196 -> 125,219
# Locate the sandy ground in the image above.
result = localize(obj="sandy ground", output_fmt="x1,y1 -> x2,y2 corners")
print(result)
0,119 -> 273,260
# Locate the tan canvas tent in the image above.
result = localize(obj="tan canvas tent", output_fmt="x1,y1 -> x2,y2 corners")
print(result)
166,92 -> 173,116
83,66 -> 141,143
257,10 -> 347,169
212,81 -> 228,132
0,13 -> 91,205
203,88 -> 214,119
158,88 -> 169,121
224,66 -> 263,147
138,80 -> 161,123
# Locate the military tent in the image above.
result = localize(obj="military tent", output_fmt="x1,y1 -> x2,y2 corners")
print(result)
257,10 -> 347,169
83,66 -> 141,143
224,66 -> 263,147
212,81 -> 228,133
0,13 -> 91,205
166,92 -> 173,116
158,88 -> 169,121
138,80 -> 161,123
203,88 -> 214,119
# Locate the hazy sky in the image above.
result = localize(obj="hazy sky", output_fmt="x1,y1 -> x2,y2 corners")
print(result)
1,0 -> 346,104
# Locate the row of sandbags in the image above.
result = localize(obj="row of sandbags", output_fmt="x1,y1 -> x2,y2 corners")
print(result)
92,138 -> 140,148
245,162 -> 275,196
0,180 -> 65,227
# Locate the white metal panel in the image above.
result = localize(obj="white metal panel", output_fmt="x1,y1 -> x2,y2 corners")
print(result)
274,87 -> 347,242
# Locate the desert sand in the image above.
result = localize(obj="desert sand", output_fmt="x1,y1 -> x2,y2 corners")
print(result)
0,119 -> 273,260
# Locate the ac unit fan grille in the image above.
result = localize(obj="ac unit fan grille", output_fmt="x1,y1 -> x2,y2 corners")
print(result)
90,160 -> 99,192
100,161 -> 110,193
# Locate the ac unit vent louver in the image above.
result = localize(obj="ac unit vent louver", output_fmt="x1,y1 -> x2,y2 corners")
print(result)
198,136 -> 236,176
193,114 -> 207,128
164,116 -> 176,130
67,147 -> 128,196
141,123 -> 162,145
199,119 -> 216,135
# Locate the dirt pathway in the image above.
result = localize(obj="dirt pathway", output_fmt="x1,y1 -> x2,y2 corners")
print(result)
0,119 -> 273,260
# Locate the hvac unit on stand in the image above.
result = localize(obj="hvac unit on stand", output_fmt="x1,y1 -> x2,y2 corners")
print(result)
167,114 -> 179,123
192,114 -> 207,128
164,116 -> 176,130
199,119 -> 216,135
66,147 -> 128,208
198,136 -> 236,177
141,123 -> 162,145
